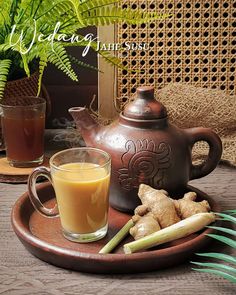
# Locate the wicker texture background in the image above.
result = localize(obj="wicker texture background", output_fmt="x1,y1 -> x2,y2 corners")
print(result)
116,0 -> 236,108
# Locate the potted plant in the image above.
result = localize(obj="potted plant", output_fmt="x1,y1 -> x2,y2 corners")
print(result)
0,0 -> 167,99
0,0 -> 168,149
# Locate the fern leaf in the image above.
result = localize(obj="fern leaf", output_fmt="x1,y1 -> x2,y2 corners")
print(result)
21,54 -> 30,77
98,50 -> 124,69
14,0 -> 32,23
37,46 -> 48,96
79,0 -> 121,13
224,210 -> 236,215
206,234 -> 236,249
0,0 -> 14,26
36,1 -> 74,21
192,268 -> 236,284
216,213 -> 236,223
0,42 -> 12,52
47,43 -> 78,81
61,32 -> 125,69
191,261 -> 236,275
195,253 -> 236,265
82,6 -> 170,26
68,54 -> 101,72
0,59 -> 11,99
207,226 -> 236,237
66,0 -> 85,25
193,212 -> 236,283
6,33 -> 31,77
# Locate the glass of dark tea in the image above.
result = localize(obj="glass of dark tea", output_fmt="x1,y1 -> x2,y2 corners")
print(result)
0,96 -> 46,167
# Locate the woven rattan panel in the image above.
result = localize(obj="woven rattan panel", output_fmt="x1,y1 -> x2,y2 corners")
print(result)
116,0 -> 236,108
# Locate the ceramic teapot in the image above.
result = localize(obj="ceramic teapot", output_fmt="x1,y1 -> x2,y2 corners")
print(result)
69,86 -> 222,212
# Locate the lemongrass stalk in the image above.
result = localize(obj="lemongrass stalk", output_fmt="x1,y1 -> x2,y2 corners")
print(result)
123,212 -> 216,254
99,219 -> 134,254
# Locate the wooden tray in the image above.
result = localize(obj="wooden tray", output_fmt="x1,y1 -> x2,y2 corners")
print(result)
11,183 -> 220,274
0,157 -> 49,183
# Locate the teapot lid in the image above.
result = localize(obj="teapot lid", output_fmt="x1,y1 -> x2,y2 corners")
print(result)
123,86 -> 167,120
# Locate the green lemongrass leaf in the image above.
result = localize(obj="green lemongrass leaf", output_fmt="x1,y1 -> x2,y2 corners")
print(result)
191,261 -> 236,275
207,234 -> 236,249
207,226 -> 236,237
99,219 -> 134,254
192,268 -> 236,284
195,252 -> 236,265
216,213 -> 236,223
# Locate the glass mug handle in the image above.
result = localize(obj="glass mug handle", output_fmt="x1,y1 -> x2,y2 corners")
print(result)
28,167 -> 59,217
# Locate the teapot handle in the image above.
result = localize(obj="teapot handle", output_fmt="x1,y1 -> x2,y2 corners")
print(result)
184,127 -> 222,180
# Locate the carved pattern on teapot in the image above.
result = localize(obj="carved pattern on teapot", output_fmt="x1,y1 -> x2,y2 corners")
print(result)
118,139 -> 171,191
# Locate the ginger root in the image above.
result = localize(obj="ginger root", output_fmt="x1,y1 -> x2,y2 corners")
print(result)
174,192 -> 211,219
129,184 -> 211,240
130,214 -> 161,240
138,185 -> 181,228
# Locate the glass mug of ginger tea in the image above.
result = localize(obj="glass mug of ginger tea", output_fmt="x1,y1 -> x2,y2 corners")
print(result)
28,148 -> 111,243
0,96 -> 46,167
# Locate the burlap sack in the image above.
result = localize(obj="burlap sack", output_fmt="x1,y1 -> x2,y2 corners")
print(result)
156,83 -> 236,166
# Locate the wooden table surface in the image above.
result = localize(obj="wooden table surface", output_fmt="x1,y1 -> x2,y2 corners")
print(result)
0,132 -> 235,294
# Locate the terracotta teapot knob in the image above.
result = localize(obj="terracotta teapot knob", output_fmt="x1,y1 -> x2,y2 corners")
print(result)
123,86 -> 167,120
137,86 -> 155,100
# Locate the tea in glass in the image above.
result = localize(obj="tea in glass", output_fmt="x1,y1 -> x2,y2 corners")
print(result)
0,96 -> 46,167
28,148 -> 111,243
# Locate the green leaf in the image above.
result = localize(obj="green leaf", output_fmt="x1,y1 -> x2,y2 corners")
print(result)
6,33 -> 31,77
0,0 -> 170,87
207,226 -> 236,237
81,6 -> 170,26
37,45 -> 48,96
67,0 -> 85,25
47,43 -> 78,82
193,211 -> 236,284
35,1 -> 74,22
98,50 -> 124,69
196,252 -> 236,265
79,0 -> 122,13
222,210 -> 236,216
68,54 -> 102,72
192,268 -> 236,284
191,261 -> 236,275
216,213 -> 236,223
0,0 -> 12,27
0,42 -> 12,52
0,59 -> 11,99
206,234 -> 236,249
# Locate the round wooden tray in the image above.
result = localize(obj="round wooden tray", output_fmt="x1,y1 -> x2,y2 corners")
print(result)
0,157 -> 49,183
11,183 -> 220,274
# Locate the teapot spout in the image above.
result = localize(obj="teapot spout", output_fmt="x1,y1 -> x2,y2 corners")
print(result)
69,107 -> 100,146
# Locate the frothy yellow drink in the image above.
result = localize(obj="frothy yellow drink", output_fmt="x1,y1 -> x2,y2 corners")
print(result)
52,163 -> 110,234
